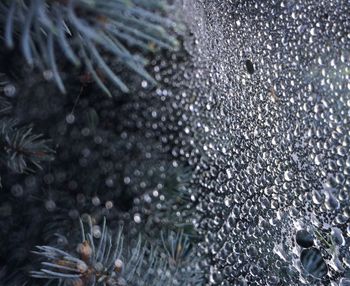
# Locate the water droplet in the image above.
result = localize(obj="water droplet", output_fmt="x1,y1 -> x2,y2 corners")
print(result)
245,60 -> 255,74
296,230 -> 314,248
300,248 -> 327,279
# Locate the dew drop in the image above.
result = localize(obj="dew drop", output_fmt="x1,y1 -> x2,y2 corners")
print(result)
300,248 -> 327,279
245,60 -> 255,74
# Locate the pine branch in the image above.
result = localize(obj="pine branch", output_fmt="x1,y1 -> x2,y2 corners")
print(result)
1,0 -> 179,95
0,118 -> 54,174
161,230 -> 203,285
31,217 -> 175,286
0,74 -> 54,186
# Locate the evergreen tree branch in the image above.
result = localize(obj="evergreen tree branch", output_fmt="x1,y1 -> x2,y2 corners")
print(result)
0,74 -> 54,186
31,216 -> 180,286
1,0 -> 179,95
0,118 -> 54,174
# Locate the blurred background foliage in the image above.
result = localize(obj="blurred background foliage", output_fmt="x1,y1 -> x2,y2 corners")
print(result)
0,0 -> 202,285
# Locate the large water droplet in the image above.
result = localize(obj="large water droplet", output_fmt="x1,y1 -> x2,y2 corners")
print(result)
300,248 -> 327,279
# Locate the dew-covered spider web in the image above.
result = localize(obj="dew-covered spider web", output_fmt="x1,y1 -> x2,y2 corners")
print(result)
174,0 -> 350,285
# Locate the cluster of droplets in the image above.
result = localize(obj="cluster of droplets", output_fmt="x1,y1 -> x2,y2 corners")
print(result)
174,0 -> 350,285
